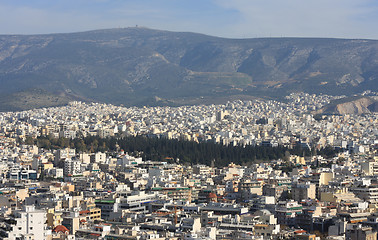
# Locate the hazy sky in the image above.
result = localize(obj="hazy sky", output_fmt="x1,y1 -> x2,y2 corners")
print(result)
1,0 -> 378,39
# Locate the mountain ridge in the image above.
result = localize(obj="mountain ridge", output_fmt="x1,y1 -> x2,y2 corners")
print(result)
0,27 -> 377,111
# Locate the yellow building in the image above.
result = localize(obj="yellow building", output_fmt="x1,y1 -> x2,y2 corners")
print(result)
88,203 -> 102,221
290,155 -> 306,165
319,172 -> 334,185
320,188 -> 361,204
62,183 -> 75,192
46,208 -> 63,228
80,201 -> 102,221
42,162 -> 54,170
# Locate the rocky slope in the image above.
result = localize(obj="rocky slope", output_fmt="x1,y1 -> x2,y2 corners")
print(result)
317,96 -> 378,115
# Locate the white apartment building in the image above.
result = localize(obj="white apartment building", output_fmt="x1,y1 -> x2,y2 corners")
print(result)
8,205 -> 50,240
64,158 -> 82,176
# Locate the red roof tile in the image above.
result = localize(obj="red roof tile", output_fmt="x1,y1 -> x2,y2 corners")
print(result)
53,225 -> 69,233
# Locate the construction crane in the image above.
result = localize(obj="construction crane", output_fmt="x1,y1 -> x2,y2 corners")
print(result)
155,205 -> 178,225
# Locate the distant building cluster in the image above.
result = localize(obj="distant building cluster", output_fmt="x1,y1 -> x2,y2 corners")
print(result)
0,92 -> 377,153
0,92 -> 377,239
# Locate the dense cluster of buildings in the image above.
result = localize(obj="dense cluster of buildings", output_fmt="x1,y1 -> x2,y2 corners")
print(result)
0,92 -> 377,154
0,92 -> 377,239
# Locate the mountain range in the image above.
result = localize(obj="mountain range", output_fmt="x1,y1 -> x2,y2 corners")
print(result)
0,27 -> 377,111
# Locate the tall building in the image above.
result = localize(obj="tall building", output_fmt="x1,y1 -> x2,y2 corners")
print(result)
8,205 -> 50,240
291,182 -> 316,202
275,200 -> 303,227
54,148 -> 76,163
64,158 -> 82,176
216,111 -> 225,121
361,160 -> 378,176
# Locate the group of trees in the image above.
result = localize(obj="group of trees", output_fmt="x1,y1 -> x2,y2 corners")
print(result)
22,134 -> 341,167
